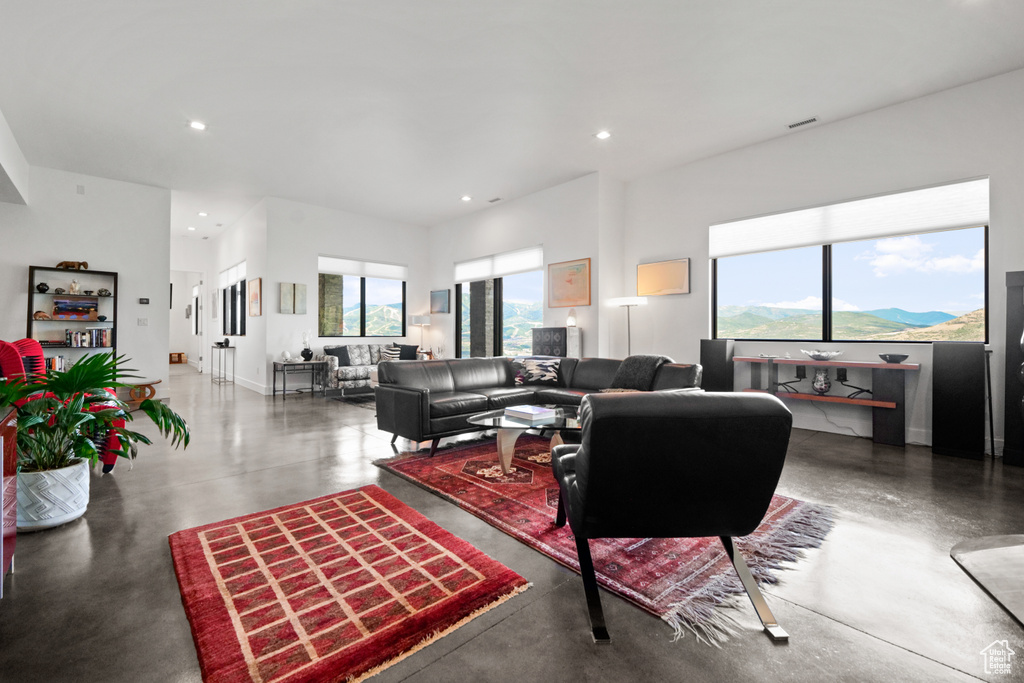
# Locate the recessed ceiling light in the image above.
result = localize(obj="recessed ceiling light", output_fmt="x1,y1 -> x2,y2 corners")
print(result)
187,226 -> 196,231
595,130 -> 611,140
189,121 -> 206,131
198,211 -> 208,217
461,196 -> 472,202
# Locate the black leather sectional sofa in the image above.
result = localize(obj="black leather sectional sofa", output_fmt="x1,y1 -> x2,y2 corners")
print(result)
374,356 -> 702,455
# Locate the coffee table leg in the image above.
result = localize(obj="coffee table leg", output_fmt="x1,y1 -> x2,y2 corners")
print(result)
497,428 -> 526,474
550,430 -> 564,451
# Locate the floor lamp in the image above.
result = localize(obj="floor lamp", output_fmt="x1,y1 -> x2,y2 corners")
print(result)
607,297 -> 647,356
409,315 -> 431,352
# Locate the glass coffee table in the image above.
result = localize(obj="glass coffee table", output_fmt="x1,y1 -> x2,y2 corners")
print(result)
466,405 -> 581,475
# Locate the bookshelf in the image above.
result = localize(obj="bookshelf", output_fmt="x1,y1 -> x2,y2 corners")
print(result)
26,265 -> 118,371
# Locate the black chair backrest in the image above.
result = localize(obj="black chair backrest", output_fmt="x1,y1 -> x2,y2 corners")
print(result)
377,359 -> 454,392
573,390 -> 792,539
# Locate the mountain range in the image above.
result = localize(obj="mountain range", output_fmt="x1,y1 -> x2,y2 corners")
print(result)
717,306 -> 981,341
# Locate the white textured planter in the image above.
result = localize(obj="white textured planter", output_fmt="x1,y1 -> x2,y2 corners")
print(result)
16,458 -> 90,531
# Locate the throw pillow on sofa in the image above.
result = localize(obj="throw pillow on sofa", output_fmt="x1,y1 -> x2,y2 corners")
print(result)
324,346 -> 350,366
347,344 -> 372,365
380,345 -> 401,362
522,358 -> 560,385
398,344 -> 419,360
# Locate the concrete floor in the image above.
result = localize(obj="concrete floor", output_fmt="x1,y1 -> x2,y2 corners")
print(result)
2,364 -> 1022,682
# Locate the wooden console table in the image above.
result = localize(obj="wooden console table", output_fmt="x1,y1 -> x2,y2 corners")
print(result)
734,357 -> 920,447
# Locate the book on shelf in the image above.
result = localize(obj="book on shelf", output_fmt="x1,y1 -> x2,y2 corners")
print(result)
504,405 -> 557,423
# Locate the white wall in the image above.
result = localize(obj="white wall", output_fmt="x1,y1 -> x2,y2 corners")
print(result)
429,173 -> 618,358
264,198 -> 430,376
0,166 -> 172,386
624,68 -> 1024,446
208,200 -> 268,393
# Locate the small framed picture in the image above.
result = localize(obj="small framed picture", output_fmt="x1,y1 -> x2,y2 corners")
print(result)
248,277 -> 262,316
637,258 -> 690,296
430,289 -> 450,314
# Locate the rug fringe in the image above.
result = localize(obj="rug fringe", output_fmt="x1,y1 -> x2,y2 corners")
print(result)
662,503 -> 835,646
348,582 -> 531,683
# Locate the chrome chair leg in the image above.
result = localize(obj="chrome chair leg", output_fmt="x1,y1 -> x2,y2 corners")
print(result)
720,536 -> 789,641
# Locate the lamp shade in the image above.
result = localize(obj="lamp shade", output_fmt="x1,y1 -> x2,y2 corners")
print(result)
607,297 -> 648,307
410,315 -> 431,325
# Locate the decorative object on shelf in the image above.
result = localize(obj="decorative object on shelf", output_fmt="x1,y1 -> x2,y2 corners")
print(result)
801,349 -> 843,361
0,352 -> 190,530
430,289 -> 450,314
55,260 -> 88,270
248,277 -> 262,316
566,308 -> 577,327
97,288 -> 111,297
300,329 -> 314,360
33,311 -> 51,320
878,353 -> 909,364
69,279 -> 81,294
282,350 -> 292,360
548,258 -> 591,308
608,297 -> 648,355
97,316 -> 108,322
637,258 -> 690,296
812,368 -> 832,395
35,282 -> 49,293
83,290 -> 94,296
215,338 -> 230,348
54,287 -> 65,294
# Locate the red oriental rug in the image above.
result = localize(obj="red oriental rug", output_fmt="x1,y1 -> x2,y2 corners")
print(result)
169,485 -> 529,683
376,436 -> 833,645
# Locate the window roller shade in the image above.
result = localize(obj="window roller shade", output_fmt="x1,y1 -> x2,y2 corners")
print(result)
318,256 -> 408,280
454,246 -> 543,282
709,178 -> 989,259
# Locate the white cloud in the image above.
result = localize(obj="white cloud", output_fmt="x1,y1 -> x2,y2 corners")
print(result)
759,295 -> 860,311
868,238 -> 983,277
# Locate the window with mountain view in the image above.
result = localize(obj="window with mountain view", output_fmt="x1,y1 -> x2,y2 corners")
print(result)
454,247 -> 544,357
714,226 -> 987,342
318,257 -> 406,337
712,179 -> 989,344
457,270 -> 543,357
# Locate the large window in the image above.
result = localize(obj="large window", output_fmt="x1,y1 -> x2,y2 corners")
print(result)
219,261 -> 246,336
454,247 -> 544,358
318,257 -> 406,337
712,179 -> 989,343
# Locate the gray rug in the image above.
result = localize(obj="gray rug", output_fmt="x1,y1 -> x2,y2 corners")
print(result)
331,394 -> 376,410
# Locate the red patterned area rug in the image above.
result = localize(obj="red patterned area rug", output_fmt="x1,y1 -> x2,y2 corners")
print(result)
376,436 -> 833,644
169,485 -> 529,683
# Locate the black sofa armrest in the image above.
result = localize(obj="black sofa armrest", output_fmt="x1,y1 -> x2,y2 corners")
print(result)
375,384 -> 431,441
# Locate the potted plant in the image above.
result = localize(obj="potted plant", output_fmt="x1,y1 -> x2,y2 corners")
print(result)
0,352 -> 190,531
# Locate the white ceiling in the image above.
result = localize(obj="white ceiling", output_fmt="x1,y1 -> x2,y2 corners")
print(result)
2,1 -> 1023,239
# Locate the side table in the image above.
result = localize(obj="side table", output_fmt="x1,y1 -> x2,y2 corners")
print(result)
211,345 -> 235,385
273,360 -> 327,399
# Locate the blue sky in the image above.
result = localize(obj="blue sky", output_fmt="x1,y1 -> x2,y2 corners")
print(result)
717,227 -> 985,314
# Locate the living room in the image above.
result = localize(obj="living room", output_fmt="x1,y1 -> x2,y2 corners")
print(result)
2,4 -> 1024,682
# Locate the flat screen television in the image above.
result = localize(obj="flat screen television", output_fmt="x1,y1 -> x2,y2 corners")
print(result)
52,296 -> 99,320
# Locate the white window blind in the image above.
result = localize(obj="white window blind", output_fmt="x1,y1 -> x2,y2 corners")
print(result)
454,246 -> 544,282
218,261 -> 246,288
318,256 -> 408,280
709,178 -> 989,259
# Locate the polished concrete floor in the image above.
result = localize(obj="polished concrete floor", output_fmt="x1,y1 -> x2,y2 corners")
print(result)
2,365 -> 1022,682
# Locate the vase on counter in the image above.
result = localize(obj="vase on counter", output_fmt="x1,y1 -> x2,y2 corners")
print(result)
812,368 -> 831,395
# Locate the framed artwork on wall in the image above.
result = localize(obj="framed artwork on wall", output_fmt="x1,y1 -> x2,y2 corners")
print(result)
280,283 -> 294,314
294,284 -> 307,314
548,257 -> 591,308
430,289 -> 450,314
637,258 -> 690,296
248,277 -> 262,316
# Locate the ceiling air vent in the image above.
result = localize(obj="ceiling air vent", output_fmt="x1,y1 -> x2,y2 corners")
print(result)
788,117 -> 818,130
488,197 -> 502,203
